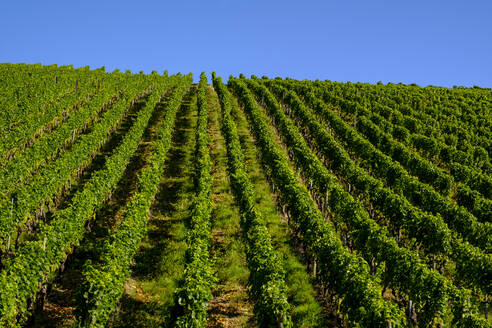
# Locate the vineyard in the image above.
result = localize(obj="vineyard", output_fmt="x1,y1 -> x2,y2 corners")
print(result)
0,63 -> 490,327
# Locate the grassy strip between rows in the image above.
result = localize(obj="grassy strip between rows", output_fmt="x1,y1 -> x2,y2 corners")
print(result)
206,84 -> 254,327
110,85 -> 196,327
213,75 -> 292,327
227,79 -> 328,327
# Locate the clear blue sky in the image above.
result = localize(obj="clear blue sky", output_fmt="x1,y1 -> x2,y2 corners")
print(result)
1,0 -> 491,87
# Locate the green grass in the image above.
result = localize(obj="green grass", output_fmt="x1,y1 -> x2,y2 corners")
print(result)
206,86 -> 255,327
109,88 -> 197,328
228,89 -> 328,328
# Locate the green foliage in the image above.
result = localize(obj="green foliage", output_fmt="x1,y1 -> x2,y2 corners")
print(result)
0,73 -> 167,248
0,67 -> 191,327
75,77 -> 191,327
173,73 -> 215,328
213,76 -> 292,327
273,79 -> 491,252
0,64 -> 490,327
229,77 -> 405,327
265,78 -> 491,296
246,78 -> 489,326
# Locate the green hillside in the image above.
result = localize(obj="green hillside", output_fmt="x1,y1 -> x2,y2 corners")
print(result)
0,63 -> 490,327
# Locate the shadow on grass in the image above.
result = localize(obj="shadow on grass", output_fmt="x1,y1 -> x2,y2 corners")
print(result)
110,88 -> 196,328
131,89 -> 194,279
